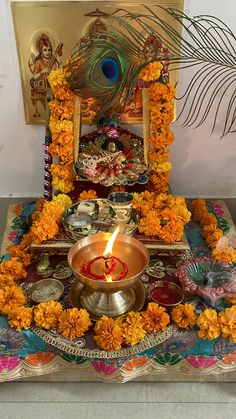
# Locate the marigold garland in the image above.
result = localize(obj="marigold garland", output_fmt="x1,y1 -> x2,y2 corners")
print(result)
133,192 -> 191,242
148,82 -> 175,193
192,199 -> 236,264
48,68 -> 75,193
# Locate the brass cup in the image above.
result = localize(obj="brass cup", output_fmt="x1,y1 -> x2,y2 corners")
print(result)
68,233 -> 149,317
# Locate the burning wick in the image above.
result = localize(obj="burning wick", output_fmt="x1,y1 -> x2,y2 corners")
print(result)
103,226 -> 120,275
81,225 -> 128,281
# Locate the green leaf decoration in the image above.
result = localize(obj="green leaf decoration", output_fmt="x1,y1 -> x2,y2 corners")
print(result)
61,354 -> 87,364
11,216 -> 21,230
154,353 -> 182,365
218,218 -> 230,234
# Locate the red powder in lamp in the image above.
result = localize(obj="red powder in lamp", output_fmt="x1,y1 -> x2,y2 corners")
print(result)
150,281 -> 183,305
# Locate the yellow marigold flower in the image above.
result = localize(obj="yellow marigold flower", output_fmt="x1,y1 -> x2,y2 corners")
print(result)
219,306 -> 236,343
171,304 -> 197,329
139,62 -> 163,82
0,285 -> 26,314
211,248 -> 236,265
52,177 -> 74,194
196,308 -> 221,340
31,217 -> 59,244
94,315 -> 123,351
8,306 -> 33,331
51,163 -> 74,181
58,308 -> 91,339
53,194 -> 72,209
142,302 -> 170,333
156,162 -> 172,174
34,301 -> 63,330
0,274 -> 15,289
0,258 -> 27,280
121,312 -> 146,346
79,190 -> 98,200
48,69 -> 67,89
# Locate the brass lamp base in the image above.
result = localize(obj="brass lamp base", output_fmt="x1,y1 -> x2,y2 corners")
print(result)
81,287 -> 136,317
70,279 -> 146,320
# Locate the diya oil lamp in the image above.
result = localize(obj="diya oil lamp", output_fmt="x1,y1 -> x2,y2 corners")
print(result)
68,226 -> 149,318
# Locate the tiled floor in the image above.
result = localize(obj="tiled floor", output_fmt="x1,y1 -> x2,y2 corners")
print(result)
0,199 -> 236,419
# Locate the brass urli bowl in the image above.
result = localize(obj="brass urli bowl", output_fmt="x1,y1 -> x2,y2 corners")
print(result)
68,233 -> 149,317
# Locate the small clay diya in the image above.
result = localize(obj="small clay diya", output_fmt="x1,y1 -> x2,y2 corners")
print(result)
175,257 -> 236,307
149,280 -> 184,307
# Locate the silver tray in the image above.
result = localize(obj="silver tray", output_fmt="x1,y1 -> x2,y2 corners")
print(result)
62,198 -> 138,241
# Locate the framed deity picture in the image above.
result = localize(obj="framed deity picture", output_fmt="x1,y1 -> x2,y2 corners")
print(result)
11,0 -> 184,125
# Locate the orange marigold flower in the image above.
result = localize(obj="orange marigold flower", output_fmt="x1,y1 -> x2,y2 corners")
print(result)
171,304 -> 197,329
158,218 -> 184,243
121,312 -> 146,346
199,213 -> 218,228
34,301 -> 63,329
0,285 -> 26,314
79,190 -> 98,200
142,302 -> 170,333
0,258 -> 27,280
49,99 -> 74,120
52,194 -> 72,209
7,245 -> 32,267
138,211 -> 161,236
94,315 -> 123,351
149,172 -> 170,194
31,217 -> 59,244
41,201 -> 64,223
58,308 -> 91,339
139,62 -> 163,82
8,306 -> 33,331
211,248 -> 236,265
52,177 -> 74,194
219,306 -> 236,343
0,274 -> 15,289
196,308 -> 221,340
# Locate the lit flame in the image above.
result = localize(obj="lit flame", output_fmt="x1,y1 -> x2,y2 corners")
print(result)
105,274 -> 113,282
103,226 -> 120,258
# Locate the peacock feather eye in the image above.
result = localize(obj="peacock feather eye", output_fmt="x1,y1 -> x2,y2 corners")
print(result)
100,57 -> 120,83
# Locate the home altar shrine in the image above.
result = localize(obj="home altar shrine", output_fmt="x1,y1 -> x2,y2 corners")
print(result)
1,7 -> 236,383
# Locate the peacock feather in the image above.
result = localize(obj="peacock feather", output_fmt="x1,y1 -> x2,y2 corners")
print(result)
67,6 -> 236,136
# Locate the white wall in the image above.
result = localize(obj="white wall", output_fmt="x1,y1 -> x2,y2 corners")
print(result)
0,0 -> 235,198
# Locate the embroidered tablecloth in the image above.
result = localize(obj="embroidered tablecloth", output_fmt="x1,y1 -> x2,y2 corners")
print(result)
0,200 -> 236,383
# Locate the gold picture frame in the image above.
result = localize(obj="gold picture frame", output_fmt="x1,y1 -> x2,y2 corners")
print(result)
11,0 -> 184,125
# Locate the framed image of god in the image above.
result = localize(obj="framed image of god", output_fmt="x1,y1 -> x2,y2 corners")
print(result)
11,0 -> 184,125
